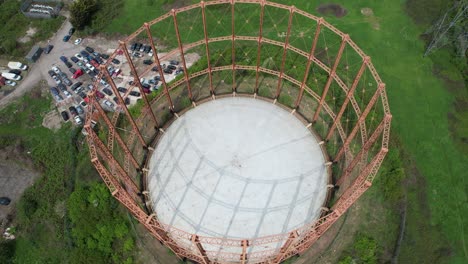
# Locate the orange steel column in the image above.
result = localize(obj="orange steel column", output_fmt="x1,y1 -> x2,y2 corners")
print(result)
325,57 -> 369,141
201,1 -> 214,95
334,83 -> 386,161
191,235 -> 210,264
295,18 -> 323,108
172,10 -> 193,100
240,240 -> 248,264
144,23 -> 174,108
231,0 -> 236,92
102,66 -> 148,147
336,114 -> 391,186
275,6 -> 295,98
91,89 -> 140,170
274,231 -> 298,263
312,34 -> 349,122
254,0 -> 266,94
121,40 -> 165,117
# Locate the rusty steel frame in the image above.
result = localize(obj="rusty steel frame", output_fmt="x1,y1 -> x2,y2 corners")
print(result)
84,1 -> 391,264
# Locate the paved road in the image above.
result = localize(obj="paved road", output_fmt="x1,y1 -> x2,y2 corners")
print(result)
0,13 -> 83,110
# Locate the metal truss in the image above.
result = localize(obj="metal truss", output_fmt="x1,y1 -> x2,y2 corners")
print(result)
84,1 -> 391,263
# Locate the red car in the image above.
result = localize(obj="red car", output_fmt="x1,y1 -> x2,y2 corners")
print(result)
73,69 -> 83,79
142,87 -> 151,94
95,90 -> 105,99
90,60 -> 99,68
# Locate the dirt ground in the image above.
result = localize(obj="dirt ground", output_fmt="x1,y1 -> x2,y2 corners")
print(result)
316,4 -> 348,18
0,144 -> 40,229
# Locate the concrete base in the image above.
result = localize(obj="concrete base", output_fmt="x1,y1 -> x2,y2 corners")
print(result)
147,97 -> 328,240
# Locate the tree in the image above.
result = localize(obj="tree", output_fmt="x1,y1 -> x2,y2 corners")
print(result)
69,0 -> 98,30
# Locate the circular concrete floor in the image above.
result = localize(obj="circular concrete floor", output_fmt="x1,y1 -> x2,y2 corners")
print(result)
147,97 -> 328,240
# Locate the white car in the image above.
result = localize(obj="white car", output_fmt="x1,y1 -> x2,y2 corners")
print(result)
85,63 -> 95,71
103,100 -> 114,108
75,53 -> 84,60
74,115 -> 83,125
52,66 -> 61,74
63,90 -> 72,98
5,80 -> 16,86
74,38 -> 83,45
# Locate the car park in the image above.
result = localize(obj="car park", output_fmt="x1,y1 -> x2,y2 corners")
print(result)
163,68 -> 173,74
80,50 -> 90,57
95,90 -> 105,99
102,88 -> 113,96
74,86 -> 84,94
100,53 -> 109,59
80,100 -> 87,107
73,69 -> 83,79
170,60 -> 179,65
132,52 -> 142,58
75,53 -> 84,60
117,87 -> 127,93
151,66 -> 159,71
63,90 -> 72,98
74,38 -> 83,45
58,72 -> 67,79
112,58 -> 120,64
5,80 -> 16,86
70,82 -> 82,91
52,75 -> 61,84
70,56 -> 79,63
143,59 -> 153,65
78,91 -> 87,99
44,45 -> 54,54
141,83 -> 150,89
62,77 -> 72,86
74,116 -> 83,125
90,60 -> 99,68
63,35 -> 71,42
142,87 -> 151,94
85,63 -> 95,71
167,65 -> 177,70
85,46 -> 94,53
50,87 -> 59,96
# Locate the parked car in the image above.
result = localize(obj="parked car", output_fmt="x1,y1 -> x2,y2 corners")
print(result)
9,69 -> 21,75
52,75 -> 61,84
69,27 -> 75,35
163,68 -> 173,74
85,63 -> 95,71
103,100 -> 114,108
61,111 -> 69,121
124,97 -> 130,105
70,82 -> 83,91
0,197 -> 11,205
75,105 -> 84,114
80,100 -> 87,107
151,66 -> 159,71
73,69 -> 83,79
95,90 -> 105,99
47,70 -> 55,77
102,88 -> 113,96
5,80 -> 16,87
64,61 -> 73,68
69,68 -> 76,74
52,66 -> 61,74
142,87 -> 151,94
167,64 -> 177,70
129,91 -> 141,97
50,87 -> 59,96
62,77 -> 72,86
63,35 -> 71,42
117,87 -> 127,93
131,43 -> 137,51
63,90 -> 72,98
60,56 -> 68,63
75,53 -> 84,60
169,60 -> 179,65
112,58 -> 120,64
141,83 -> 150,89
69,106 -> 78,116
90,60 -> 99,68
74,38 -> 83,45
70,56 -> 79,63
85,46 -> 94,53
57,83 -> 67,92
74,116 -> 83,125
100,53 -> 109,59
143,59 -> 153,65
78,91 -> 87,99
44,44 -> 54,54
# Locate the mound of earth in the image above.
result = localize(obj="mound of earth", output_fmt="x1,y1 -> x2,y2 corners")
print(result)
317,3 -> 348,18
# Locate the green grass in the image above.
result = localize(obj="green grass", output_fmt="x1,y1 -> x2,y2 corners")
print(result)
95,0 -> 466,262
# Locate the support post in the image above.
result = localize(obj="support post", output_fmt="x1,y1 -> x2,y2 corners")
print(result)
172,10 -> 193,100
240,240 -> 248,264
144,23 -> 174,108
254,0 -> 266,94
295,18 -> 322,107
201,1 -> 214,95
191,235 -> 210,264
313,34 -> 349,122
334,83 -> 386,161
275,6 -> 295,98
231,0 -> 236,92
325,57 -> 369,141
102,66 -> 148,147
274,231 -> 298,263
121,40 -> 164,118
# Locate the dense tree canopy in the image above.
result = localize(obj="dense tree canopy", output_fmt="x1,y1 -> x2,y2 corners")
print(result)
70,0 -> 98,29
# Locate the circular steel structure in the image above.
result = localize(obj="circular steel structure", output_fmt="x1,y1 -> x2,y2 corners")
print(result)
84,1 -> 392,263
